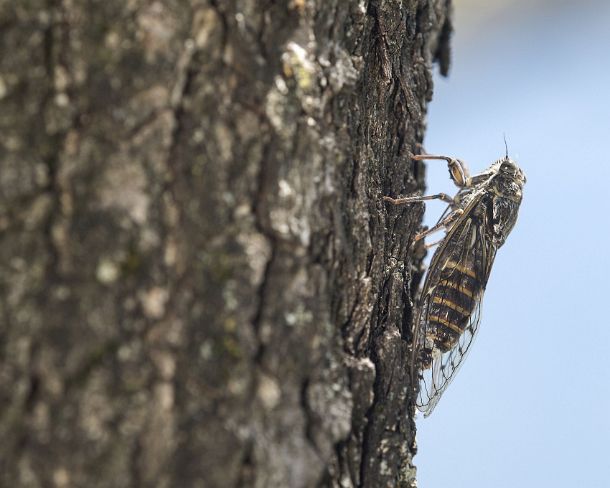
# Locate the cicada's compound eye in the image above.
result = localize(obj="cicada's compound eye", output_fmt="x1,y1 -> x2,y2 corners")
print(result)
499,160 -> 515,173
499,158 -> 523,176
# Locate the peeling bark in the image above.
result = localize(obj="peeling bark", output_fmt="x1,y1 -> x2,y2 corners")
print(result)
0,1 -> 451,487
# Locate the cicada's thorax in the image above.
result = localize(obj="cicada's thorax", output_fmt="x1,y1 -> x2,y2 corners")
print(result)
419,199 -> 491,369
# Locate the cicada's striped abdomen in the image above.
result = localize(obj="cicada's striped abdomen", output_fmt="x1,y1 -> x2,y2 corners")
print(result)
421,259 -> 483,368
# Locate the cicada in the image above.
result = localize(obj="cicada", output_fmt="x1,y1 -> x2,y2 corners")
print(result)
384,153 -> 526,416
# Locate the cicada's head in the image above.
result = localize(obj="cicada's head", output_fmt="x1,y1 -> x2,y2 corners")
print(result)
490,157 -> 526,203
486,157 -> 526,247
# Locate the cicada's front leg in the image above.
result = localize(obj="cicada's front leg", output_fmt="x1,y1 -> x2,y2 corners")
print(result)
413,208 -> 464,242
382,192 -> 455,206
412,154 -> 472,188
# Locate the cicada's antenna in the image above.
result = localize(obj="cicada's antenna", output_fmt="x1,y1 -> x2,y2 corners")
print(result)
503,133 -> 509,159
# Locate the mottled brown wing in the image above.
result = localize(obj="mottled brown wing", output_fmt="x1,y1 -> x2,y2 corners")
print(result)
413,198 -> 497,416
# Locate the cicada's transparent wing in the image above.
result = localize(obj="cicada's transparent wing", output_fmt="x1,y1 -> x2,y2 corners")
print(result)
413,212 -> 498,416
417,297 -> 482,416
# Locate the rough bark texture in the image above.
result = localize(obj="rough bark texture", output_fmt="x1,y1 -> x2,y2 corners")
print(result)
0,1 -> 451,487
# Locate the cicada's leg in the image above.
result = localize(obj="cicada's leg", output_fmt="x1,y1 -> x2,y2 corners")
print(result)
412,154 -> 472,188
383,192 -> 455,206
414,208 -> 463,242
423,237 -> 445,250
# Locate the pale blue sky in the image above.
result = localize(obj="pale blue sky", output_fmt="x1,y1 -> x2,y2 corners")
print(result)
416,1 -> 610,486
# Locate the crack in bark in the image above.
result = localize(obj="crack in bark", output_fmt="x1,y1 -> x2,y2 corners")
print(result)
358,351 -> 380,488
40,0 -> 63,279
250,235 -> 276,367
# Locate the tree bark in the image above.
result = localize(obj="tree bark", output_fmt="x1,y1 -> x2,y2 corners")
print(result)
0,1 -> 451,487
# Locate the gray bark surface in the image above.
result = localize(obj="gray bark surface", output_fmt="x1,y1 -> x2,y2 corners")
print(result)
0,1 -> 451,486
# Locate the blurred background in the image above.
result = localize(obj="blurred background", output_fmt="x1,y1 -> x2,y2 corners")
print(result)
417,0 -> 610,486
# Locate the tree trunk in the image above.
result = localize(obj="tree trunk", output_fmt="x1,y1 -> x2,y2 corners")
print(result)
0,1 -> 451,487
